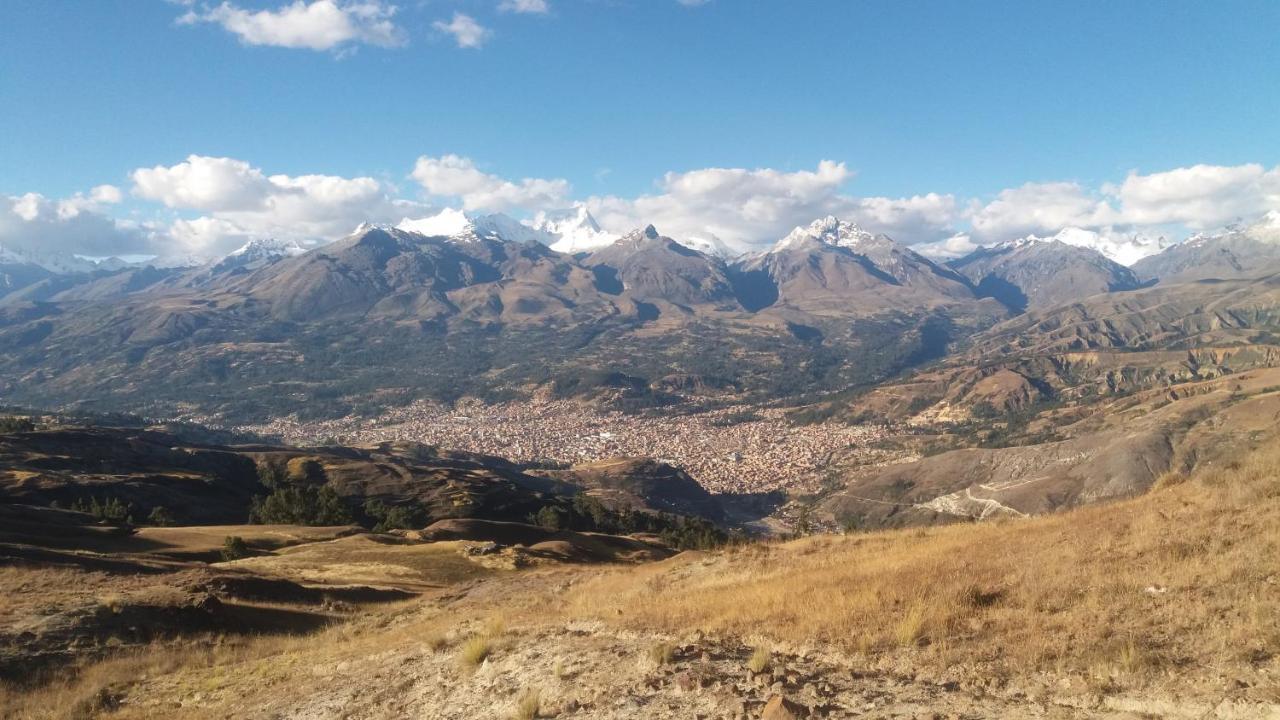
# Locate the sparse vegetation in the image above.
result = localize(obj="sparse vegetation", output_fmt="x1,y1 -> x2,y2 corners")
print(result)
146,506 -> 175,526
458,636 -> 492,669
568,443 -> 1280,682
746,646 -> 770,673
362,498 -> 426,532
0,416 -> 36,433
647,641 -> 675,666
69,496 -> 133,525
512,687 -> 541,720
527,494 -> 728,550
220,535 -> 250,561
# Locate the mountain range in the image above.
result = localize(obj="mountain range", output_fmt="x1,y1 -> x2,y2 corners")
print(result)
2,212 -> 1280,421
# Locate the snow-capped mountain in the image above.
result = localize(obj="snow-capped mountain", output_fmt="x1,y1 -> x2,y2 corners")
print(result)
534,206 -> 618,254
396,210 -> 554,245
774,215 -> 885,253
676,233 -> 735,259
1005,228 -> 1170,267
0,242 -> 128,274
1132,212 -> 1280,283
227,237 -> 307,261
207,238 -> 307,273
948,236 -> 1142,311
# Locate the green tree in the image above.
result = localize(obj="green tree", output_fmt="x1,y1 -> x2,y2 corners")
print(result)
221,536 -> 250,561
0,417 -> 35,433
147,506 -> 176,526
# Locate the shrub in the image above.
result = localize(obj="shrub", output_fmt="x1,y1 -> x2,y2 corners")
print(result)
220,536 -> 250,561
0,416 -> 35,433
746,646 -> 770,673
146,506 -> 175,526
363,498 -> 425,532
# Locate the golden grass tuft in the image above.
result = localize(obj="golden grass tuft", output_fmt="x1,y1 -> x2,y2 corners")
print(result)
746,646 -> 770,673
511,687 -> 541,720
647,642 -> 675,666
458,636 -> 492,669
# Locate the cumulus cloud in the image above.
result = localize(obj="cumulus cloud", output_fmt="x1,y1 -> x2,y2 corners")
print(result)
580,161 -> 960,252
966,181 -> 1115,242
132,155 -> 425,257
411,154 -> 569,212
0,192 -> 156,258
1106,163 -> 1280,230
133,155 -> 275,212
965,164 -> 1280,246
433,12 -> 490,48
11,156 -> 1280,266
498,0 -> 548,14
179,0 -> 404,51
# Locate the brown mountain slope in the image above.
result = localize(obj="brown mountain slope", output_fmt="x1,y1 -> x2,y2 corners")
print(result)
948,239 -> 1144,311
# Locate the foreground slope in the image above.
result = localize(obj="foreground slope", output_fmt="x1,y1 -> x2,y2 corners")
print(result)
7,442 -> 1276,719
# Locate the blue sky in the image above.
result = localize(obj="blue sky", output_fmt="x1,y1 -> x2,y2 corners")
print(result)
1,0 -> 1279,260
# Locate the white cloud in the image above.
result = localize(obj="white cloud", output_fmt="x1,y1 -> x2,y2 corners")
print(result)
1107,163 -> 1280,230
0,192 -> 156,258
131,155 -> 425,257
912,233 -> 980,260
133,155 -> 274,211
433,12 -> 490,48
966,181 -> 1115,243
411,154 -> 569,212
498,0 -> 548,14
965,164 -> 1280,249
12,156 -> 1280,267
580,161 -> 960,252
180,0 -> 404,51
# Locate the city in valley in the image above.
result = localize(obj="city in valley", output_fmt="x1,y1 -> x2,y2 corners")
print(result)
237,400 -> 908,495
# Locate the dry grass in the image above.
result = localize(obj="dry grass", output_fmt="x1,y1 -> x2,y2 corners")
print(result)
458,636 -> 492,669
647,641 -> 675,666
567,445 -> 1280,685
511,687 -> 541,719
0,636 -> 301,720
746,646 -> 770,673
6,442 -> 1278,714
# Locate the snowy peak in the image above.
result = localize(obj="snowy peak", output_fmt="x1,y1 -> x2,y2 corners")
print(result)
535,205 -> 603,234
396,210 -> 552,246
1247,210 -> 1280,241
536,205 -> 619,254
775,216 -> 886,253
209,238 -> 307,273
1001,228 -> 1170,266
0,244 -> 26,265
0,243 -> 127,274
227,238 -> 307,261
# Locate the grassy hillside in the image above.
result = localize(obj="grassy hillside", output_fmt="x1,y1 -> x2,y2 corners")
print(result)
4,442 -> 1276,718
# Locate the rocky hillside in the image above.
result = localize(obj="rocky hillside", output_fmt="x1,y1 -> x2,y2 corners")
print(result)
948,238 -> 1144,311
1133,212 -> 1280,283
0,218 -> 1007,421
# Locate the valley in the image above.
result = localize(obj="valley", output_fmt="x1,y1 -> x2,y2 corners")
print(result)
231,400 -> 900,495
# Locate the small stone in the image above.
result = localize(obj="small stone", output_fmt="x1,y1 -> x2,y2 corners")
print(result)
760,694 -> 806,720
